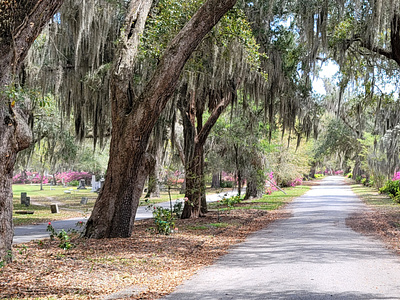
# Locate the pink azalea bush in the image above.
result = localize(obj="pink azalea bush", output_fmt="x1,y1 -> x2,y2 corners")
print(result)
288,177 -> 303,187
13,171 -> 92,185
393,172 -> 400,181
55,171 -> 92,184
265,172 -> 279,195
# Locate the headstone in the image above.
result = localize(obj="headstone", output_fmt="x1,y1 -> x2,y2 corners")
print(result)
80,197 -> 88,205
25,196 -> 30,207
21,192 -> 27,205
77,178 -> 87,189
50,203 -> 59,213
91,175 -> 97,192
99,178 -> 105,188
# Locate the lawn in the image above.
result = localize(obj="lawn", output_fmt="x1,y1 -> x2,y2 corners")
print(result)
12,184 -> 237,226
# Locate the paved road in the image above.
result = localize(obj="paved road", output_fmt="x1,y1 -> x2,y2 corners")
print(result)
164,176 -> 400,300
13,190 -> 239,244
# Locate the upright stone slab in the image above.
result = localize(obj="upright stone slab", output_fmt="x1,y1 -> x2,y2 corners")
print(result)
25,196 -> 30,207
80,197 -> 88,205
91,175 -> 97,192
50,203 -> 59,213
77,178 -> 87,189
21,192 -> 27,205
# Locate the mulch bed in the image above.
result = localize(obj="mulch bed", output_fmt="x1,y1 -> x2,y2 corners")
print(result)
346,209 -> 400,254
1,209 -> 289,299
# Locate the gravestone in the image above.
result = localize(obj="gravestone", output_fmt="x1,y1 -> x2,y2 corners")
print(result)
77,178 -> 87,189
80,197 -> 88,205
50,203 -> 59,213
25,196 -> 30,207
21,192 -> 27,205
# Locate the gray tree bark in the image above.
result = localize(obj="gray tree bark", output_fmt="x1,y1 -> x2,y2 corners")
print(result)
0,0 -> 64,262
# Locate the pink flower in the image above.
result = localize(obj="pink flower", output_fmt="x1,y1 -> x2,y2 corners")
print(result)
48,222 -> 51,225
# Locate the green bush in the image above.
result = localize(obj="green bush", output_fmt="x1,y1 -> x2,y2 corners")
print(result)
151,206 -> 175,235
46,223 -> 74,250
220,180 -> 234,188
69,180 -> 79,186
221,195 -> 242,208
379,180 -> 400,199
346,173 -> 352,178
361,178 -> 367,186
355,175 -> 362,183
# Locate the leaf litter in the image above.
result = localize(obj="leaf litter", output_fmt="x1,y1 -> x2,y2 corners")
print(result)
1,208 -> 289,299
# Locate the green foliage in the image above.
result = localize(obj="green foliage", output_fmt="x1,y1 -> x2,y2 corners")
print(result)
221,195 -> 243,208
379,180 -> 400,201
69,180 -> 79,187
150,206 -> 176,235
0,85 -> 45,107
46,223 -> 74,250
220,180 -> 233,188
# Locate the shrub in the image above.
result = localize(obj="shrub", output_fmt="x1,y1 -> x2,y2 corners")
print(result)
355,175 -> 362,183
379,180 -> 400,199
46,222 -> 74,250
69,180 -> 79,186
151,206 -> 175,235
220,180 -> 234,188
221,195 -> 242,208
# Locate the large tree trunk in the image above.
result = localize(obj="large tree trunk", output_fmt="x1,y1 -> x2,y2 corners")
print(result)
244,180 -> 262,199
0,0 -> 64,262
84,0 -> 237,238
181,144 -> 205,218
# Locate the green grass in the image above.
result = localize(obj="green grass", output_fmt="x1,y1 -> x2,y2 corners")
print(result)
209,185 -> 311,211
350,182 -> 396,208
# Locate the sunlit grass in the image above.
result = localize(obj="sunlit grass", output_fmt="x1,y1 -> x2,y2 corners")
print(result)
350,183 -> 396,208
209,185 -> 311,211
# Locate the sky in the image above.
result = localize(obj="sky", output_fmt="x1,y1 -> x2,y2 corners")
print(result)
312,61 -> 340,95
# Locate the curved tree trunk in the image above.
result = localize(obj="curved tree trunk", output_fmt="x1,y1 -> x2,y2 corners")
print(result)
181,91 -> 235,218
0,0 -> 64,262
84,0 -> 237,238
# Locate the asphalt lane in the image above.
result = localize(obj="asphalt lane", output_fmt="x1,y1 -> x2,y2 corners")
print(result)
163,176 -> 400,300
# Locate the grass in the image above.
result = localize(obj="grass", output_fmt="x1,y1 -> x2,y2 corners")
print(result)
349,182 -> 396,208
209,185 -> 311,212
11,183 -> 236,226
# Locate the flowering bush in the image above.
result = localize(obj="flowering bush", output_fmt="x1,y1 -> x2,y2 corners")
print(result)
288,177 -> 303,187
55,171 -> 92,185
265,172 -> 279,194
335,170 -> 344,175
12,171 -> 52,184
393,172 -> 400,181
